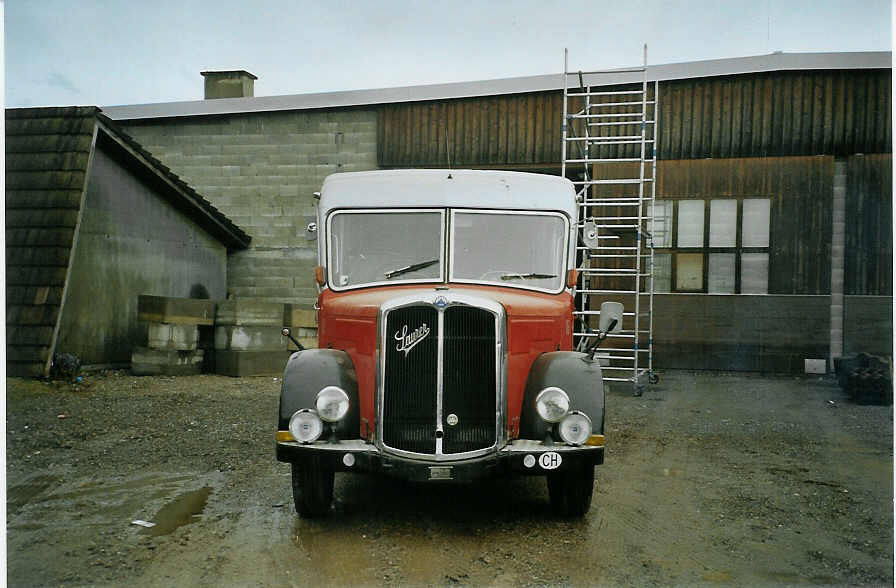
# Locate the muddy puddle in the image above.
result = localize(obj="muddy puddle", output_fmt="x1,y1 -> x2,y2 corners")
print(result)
143,487 -> 212,536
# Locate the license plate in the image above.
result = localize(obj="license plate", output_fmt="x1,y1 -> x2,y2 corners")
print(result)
429,466 -> 453,480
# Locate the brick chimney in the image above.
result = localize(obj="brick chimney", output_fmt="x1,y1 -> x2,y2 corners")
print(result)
200,70 -> 258,99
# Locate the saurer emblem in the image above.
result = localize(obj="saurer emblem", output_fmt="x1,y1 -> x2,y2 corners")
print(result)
394,323 -> 430,357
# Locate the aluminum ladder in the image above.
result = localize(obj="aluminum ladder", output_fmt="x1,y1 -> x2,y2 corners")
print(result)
561,46 -> 659,395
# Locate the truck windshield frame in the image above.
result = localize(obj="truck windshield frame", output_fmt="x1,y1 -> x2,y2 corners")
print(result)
448,209 -> 569,294
326,208 -> 569,293
326,208 -> 446,291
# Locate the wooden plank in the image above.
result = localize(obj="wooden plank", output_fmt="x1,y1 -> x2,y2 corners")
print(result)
711,77 -> 724,157
6,170 -> 86,190
6,304 -> 60,326
6,189 -> 83,209
6,325 -> 55,345
6,209 -> 80,228
5,345 -> 51,363
532,94 -> 544,163
6,265 -> 69,286
5,115 -> 95,137
6,227 -> 75,247
6,286 -> 64,306
790,74 -> 803,155
822,74 -> 834,154
6,246 -> 72,266
5,133 -> 93,154
5,151 -> 90,172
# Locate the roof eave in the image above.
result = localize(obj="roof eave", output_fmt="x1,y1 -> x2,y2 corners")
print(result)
101,51 -> 892,121
94,115 -> 251,250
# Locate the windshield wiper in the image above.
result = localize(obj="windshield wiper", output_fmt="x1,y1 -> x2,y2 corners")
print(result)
500,272 -> 558,281
384,259 -> 440,280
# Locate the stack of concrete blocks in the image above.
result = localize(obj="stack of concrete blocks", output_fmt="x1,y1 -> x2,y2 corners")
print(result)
283,304 -> 318,349
214,299 -> 294,376
132,295 -> 216,375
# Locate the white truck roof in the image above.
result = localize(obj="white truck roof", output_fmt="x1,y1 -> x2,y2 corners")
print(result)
319,169 -> 577,221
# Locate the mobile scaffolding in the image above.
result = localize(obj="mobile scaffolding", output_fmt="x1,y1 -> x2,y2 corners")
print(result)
562,47 -> 660,395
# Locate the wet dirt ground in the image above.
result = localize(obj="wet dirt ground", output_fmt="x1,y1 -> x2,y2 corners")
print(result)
6,370 -> 893,587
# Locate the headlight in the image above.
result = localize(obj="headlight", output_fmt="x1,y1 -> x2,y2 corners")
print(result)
316,386 -> 349,422
289,409 -> 323,443
558,411 -> 592,445
535,387 -> 570,423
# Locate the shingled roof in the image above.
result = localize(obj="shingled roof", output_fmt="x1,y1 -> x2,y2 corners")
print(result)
6,106 -> 249,377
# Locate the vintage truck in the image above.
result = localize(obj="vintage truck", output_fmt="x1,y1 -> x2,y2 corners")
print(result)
276,169 -> 621,518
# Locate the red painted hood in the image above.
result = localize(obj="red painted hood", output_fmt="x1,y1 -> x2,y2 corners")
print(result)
320,284 -> 573,321
317,284 -> 574,440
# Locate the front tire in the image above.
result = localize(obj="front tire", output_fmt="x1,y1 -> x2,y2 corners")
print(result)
291,461 -> 334,518
547,465 -> 595,517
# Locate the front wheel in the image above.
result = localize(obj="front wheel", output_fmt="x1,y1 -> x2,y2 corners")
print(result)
291,462 -> 334,518
547,465 -> 595,517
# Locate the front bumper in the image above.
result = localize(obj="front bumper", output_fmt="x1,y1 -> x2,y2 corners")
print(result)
276,439 -> 604,482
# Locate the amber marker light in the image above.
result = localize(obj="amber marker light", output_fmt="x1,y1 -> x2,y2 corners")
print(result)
585,434 -> 605,447
315,265 -> 326,286
276,431 -> 295,442
567,269 -> 578,289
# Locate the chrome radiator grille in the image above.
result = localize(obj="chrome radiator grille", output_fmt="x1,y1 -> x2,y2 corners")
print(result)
381,301 -> 499,458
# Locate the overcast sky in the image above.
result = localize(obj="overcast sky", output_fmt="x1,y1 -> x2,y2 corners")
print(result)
4,0 -> 892,108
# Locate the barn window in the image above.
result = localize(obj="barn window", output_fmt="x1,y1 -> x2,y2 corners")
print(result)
650,198 -> 771,294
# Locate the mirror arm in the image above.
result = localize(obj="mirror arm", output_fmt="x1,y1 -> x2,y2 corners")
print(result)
586,318 -> 617,360
282,328 -> 305,351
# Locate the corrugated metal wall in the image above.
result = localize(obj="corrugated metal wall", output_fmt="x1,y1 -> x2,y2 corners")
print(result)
378,93 -> 563,167
377,69 -> 891,166
845,153 -> 892,295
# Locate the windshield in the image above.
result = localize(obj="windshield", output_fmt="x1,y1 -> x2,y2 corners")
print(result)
327,208 -> 568,292
328,210 -> 445,289
450,210 -> 568,292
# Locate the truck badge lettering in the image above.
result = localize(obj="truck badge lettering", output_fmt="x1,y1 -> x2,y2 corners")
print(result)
394,323 -> 430,357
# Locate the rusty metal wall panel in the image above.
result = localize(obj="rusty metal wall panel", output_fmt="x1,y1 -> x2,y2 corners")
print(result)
378,70 -> 891,167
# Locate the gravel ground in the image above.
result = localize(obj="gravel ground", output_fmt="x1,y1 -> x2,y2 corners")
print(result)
6,369 -> 893,587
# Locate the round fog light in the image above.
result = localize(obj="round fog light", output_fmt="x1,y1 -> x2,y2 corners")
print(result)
316,386 -> 350,423
289,409 -> 323,444
559,411 -> 592,446
523,454 -> 536,468
535,387 -> 570,423
343,453 -> 356,467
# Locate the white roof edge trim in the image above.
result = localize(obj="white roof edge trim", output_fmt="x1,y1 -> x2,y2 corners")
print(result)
102,51 -> 892,121
317,169 -> 578,222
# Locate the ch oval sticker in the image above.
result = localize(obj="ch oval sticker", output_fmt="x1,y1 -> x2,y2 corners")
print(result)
539,452 -> 562,470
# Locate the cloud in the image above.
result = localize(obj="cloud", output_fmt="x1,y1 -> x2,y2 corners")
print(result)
46,71 -> 81,95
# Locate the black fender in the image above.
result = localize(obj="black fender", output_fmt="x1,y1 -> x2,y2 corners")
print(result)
278,349 -> 360,439
518,351 -> 605,440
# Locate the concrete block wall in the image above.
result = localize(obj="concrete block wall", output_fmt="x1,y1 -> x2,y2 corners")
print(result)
121,109 -> 378,306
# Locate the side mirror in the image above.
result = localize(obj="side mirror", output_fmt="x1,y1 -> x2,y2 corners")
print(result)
598,302 -> 624,334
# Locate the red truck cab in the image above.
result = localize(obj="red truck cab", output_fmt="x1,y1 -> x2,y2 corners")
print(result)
276,170 -> 615,517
